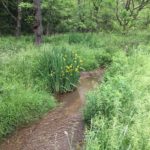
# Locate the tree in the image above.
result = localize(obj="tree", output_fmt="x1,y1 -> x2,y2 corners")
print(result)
115,0 -> 150,32
33,0 -> 43,45
1,0 -> 22,36
42,0 -> 61,35
92,0 -> 103,30
16,0 -> 22,37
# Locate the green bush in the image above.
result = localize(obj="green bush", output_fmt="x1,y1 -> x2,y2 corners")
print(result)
35,46 -> 82,93
84,75 -> 134,124
84,49 -> 150,150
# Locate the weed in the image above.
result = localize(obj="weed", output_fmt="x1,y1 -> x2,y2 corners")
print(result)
84,47 -> 150,150
35,46 -> 82,93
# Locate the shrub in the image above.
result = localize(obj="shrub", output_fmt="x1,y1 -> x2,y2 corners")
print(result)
84,75 -> 134,124
35,46 -> 83,93
84,48 -> 150,150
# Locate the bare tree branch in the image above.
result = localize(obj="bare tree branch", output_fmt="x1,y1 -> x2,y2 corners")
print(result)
115,0 -> 150,31
116,0 -> 123,26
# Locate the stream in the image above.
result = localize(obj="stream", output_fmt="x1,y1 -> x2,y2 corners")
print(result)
0,69 -> 104,150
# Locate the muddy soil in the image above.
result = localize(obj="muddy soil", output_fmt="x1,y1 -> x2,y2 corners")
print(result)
0,69 -> 104,150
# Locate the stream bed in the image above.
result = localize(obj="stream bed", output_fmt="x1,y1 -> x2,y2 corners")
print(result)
0,69 -> 104,150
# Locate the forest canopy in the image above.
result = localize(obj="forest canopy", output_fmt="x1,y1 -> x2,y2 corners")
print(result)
0,0 -> 150,36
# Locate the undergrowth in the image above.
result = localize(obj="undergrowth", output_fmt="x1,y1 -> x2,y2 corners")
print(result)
84,45 -> 150,150
0,30 -> 149,142
0,83 -> 55,139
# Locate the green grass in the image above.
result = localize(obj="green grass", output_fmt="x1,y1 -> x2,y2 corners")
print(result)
0,83 -> 56,139
84,45 -> 150,149
0,30 -> 150,143
0,41 -> 57,139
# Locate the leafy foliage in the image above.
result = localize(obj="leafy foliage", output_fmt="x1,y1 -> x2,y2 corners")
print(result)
35,46 -> 82,93
0,0 -> 150,35
84,45 -> 150,150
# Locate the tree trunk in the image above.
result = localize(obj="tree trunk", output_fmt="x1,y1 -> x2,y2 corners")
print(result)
16,0 -> 22,37
33,0 -> 43,45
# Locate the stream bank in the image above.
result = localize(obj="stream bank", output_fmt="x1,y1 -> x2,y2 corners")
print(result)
0,68 -> 104,150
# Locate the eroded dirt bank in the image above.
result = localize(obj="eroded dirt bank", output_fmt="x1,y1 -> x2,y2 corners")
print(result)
0,69 -> 104,150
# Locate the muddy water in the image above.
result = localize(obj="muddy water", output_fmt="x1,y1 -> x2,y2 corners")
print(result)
0,69 -> 104,150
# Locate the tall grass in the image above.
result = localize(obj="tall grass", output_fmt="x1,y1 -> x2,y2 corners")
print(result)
35,46 -> 83,93
0,39 -> 57,139
0,30 -> 149,142
0,83 -> 56,139
84,46 -> 150,150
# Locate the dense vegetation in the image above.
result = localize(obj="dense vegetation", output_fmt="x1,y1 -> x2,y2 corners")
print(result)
0,0 -> 150,149
0,0 -> 150,36
84,33 -> 150,149
0,33 -> 113,139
